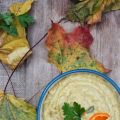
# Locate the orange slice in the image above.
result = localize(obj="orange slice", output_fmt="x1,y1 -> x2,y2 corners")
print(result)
89,113 -> 110,120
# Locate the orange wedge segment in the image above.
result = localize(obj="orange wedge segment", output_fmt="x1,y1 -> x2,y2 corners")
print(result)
89,113 -> 110,120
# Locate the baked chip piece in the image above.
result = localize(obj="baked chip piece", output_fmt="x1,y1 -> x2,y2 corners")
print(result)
0,90 -> 36,120
45,23 -> 110,73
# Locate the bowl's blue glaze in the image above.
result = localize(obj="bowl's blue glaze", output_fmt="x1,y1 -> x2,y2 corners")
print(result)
37,69 -> 120,120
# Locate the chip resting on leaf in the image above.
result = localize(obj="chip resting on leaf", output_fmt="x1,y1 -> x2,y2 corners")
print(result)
0,90 -> 36,120
45,23 -> 109,73
67,0 -> 120,24
9,0 -> 34,16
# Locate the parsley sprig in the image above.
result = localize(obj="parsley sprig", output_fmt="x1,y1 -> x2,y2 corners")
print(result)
62,102 -> 86,120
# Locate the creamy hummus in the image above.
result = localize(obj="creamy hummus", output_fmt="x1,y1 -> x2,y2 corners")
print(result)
42,73 -> 120,120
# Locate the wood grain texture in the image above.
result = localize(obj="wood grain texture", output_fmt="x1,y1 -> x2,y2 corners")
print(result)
0,0 -> 120,105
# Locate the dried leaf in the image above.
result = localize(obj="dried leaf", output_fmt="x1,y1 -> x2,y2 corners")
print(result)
67,0 -> 120,24
87,1 -> 107,24
0,0 -> 34,69
9,0 -> 34,16
105,0 -> 120,12
67,26 -> 93,49
0,18 -> 32,69
46,23 -> 110,73
0,90 -> 36,120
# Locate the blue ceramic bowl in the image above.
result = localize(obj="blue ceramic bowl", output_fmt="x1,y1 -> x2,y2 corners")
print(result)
37,69 -> 120,120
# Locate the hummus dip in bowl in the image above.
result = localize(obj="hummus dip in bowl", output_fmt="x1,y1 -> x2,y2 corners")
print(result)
37,69 -> 120,120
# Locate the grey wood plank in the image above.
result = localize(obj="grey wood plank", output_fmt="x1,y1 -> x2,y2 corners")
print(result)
25,0 -> 69,105
91,11 -> 120,86
0,0 -> 27,98
0,0 -> 119,106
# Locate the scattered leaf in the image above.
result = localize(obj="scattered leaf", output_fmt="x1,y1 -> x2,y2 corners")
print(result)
0,0 -> 34,69
45,23 -> 110,73
0,12 -> 13,25
70,0 -> 79,4
67,0 -> 120,24
9,0 -> 34,16
0,18 -> 32,69
0,12 -> 18,36
18,13 -> 35,27
0,12 -> 34,36
105,0 -> 120,12
0,90 -> 36,120
67,26 -> 93,49
0,24 -> 18,36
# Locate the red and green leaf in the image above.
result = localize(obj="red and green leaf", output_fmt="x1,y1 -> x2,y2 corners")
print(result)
45,23 -> 110,73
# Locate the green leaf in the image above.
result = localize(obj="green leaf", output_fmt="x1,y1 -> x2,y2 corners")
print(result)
0,91 -> 36,120
0,12 -> 13,25
76,7 -> 90,23
0,24 -> 18,36
18,13 -> 35,27
67,0 -> 120,24
62,102 -> 86,120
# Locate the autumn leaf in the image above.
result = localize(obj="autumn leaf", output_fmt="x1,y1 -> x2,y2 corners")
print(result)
0,18 -> 32,69
105,0 -> 120,12
0,0 -> 34,69
0,90 -> 36,120
66,26 -> 93,49
45,23 -> 110,73
9,0 -> 34,16
67,0 -> 120,24
18,13 -> 35,27
0,1 -> 34,36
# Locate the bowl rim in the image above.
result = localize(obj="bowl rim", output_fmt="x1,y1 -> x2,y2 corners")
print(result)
37,69 -> 120,120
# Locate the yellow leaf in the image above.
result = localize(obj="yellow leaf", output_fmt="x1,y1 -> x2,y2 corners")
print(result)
0,18 -> 32,69
46,23 -> 110,73
87,0 -> 108,24
0,90 -> 36,120
9,0 -> 34,16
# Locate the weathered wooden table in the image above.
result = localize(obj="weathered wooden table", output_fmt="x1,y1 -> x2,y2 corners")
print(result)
0,0 -> 120,106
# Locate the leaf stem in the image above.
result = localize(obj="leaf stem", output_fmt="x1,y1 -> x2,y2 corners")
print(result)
27,89 -> 41,102
1,62 -> 16,96
4,17 -> 66,94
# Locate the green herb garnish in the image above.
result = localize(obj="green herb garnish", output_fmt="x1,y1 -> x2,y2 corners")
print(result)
62,102 -> 86,120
